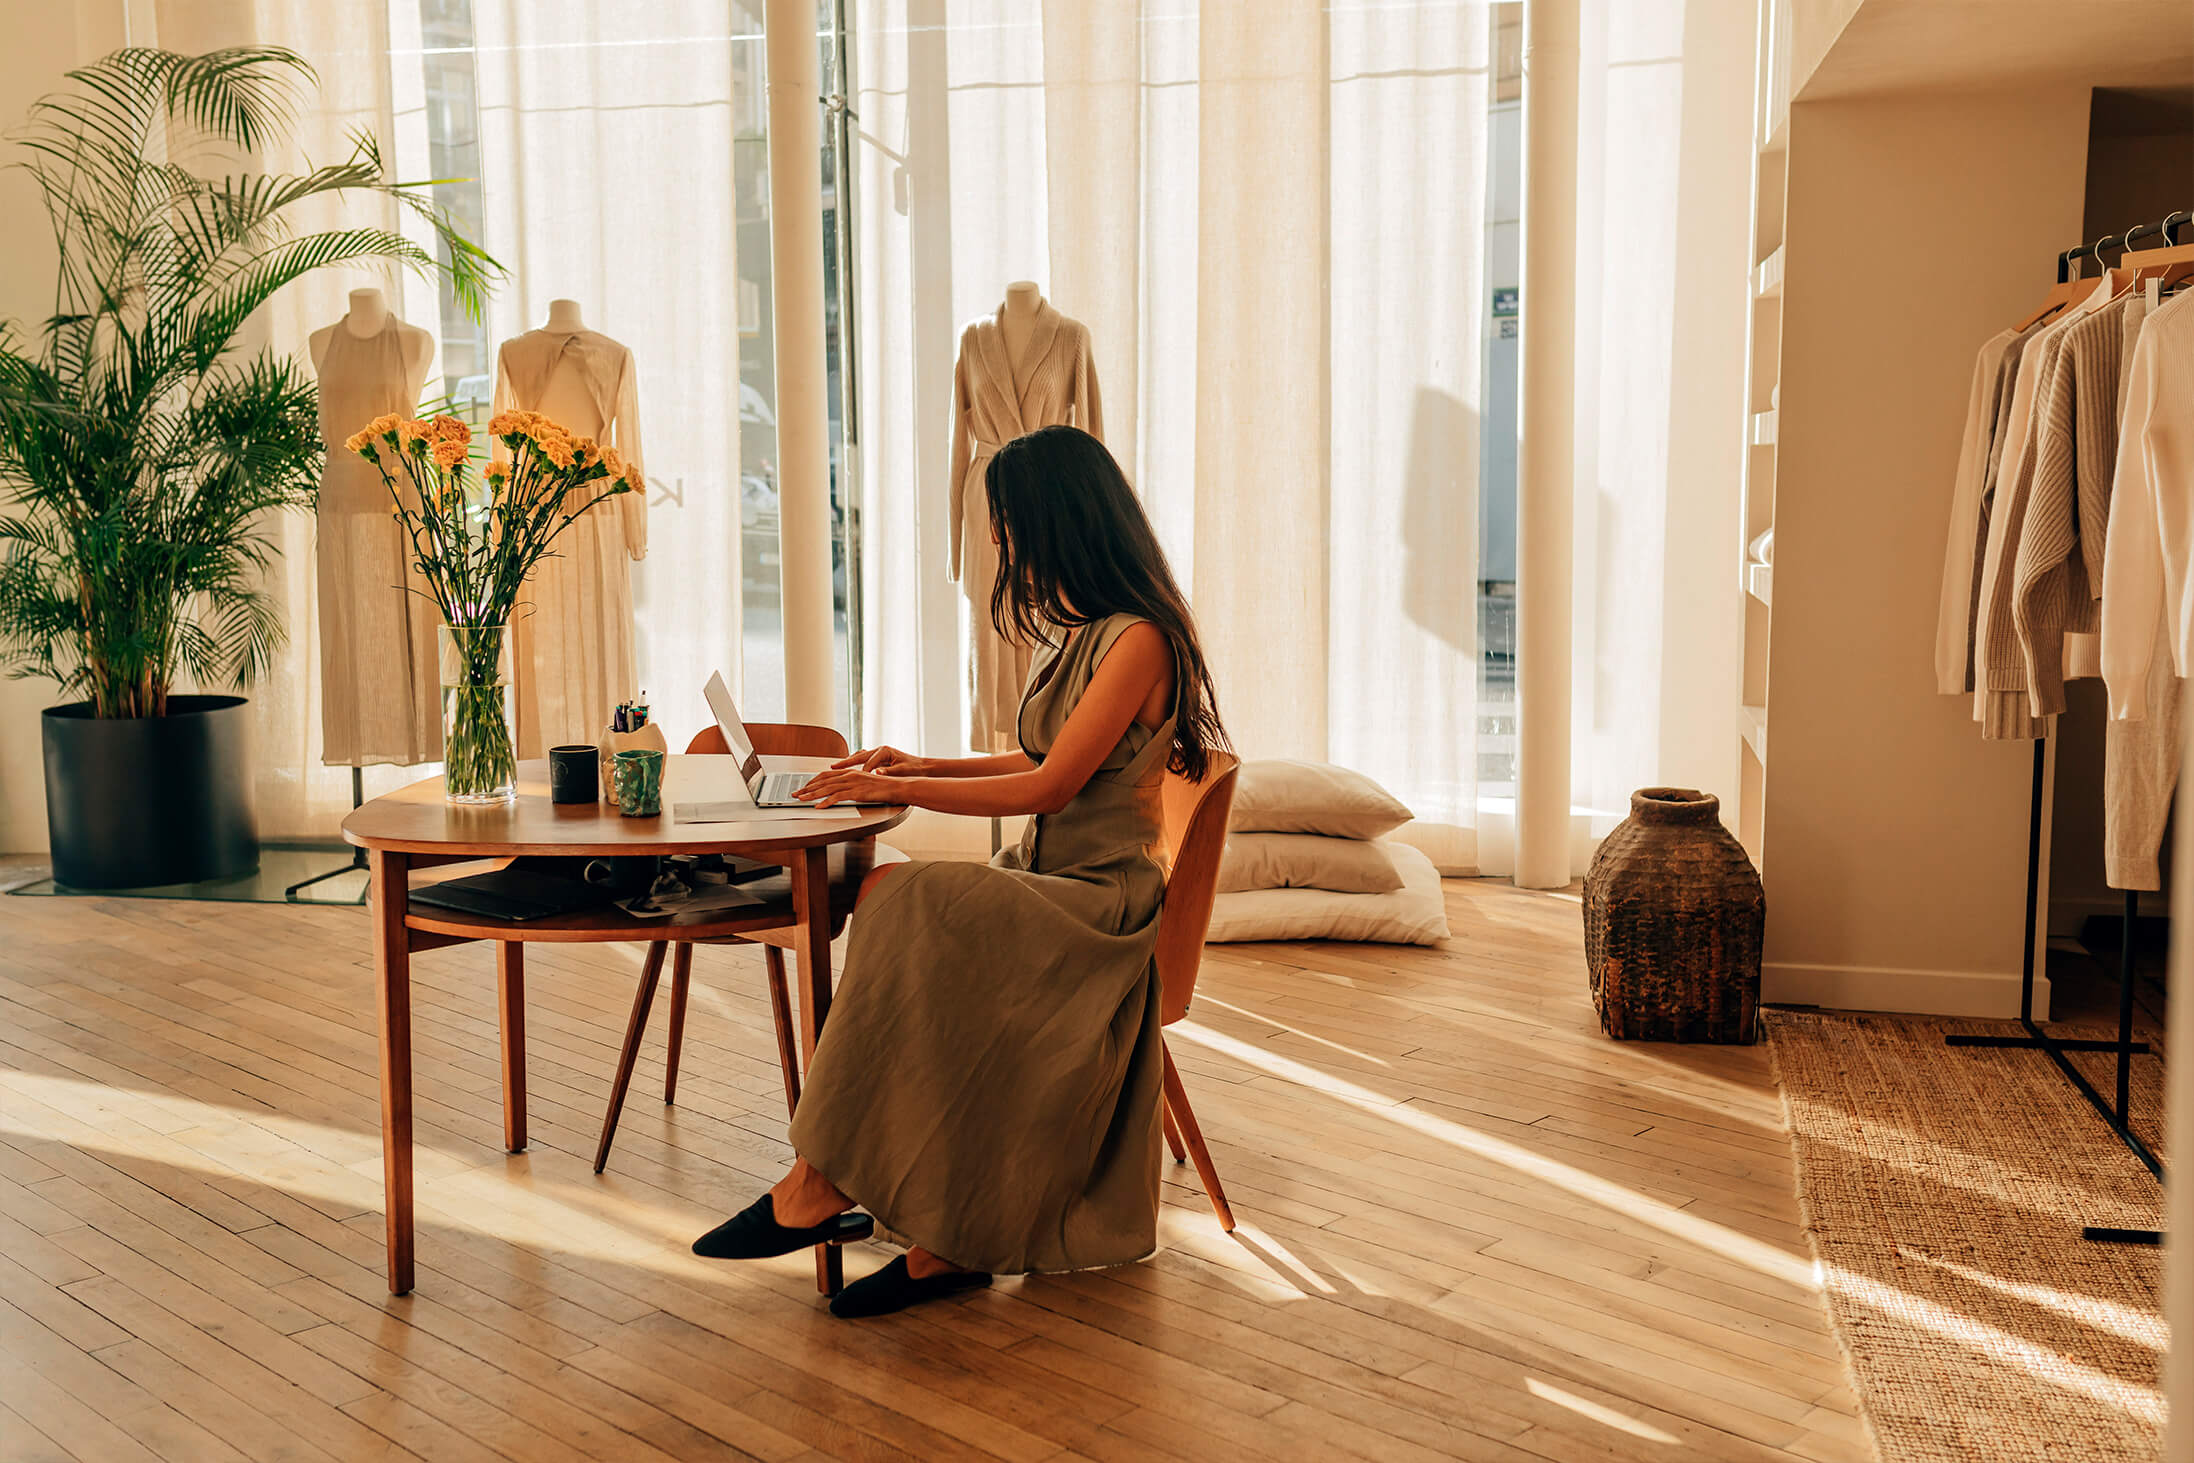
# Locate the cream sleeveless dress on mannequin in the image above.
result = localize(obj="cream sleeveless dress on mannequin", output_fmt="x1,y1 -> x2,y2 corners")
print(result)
491,330 -> 648,759
789,613 -> 1170,1274
314,319 -> 441,766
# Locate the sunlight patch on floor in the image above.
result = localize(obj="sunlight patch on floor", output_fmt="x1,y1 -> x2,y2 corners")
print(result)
1524,1377 -> 1681,1445
1197,994 -> 1393,1066
1904,1248 -> 2168,1351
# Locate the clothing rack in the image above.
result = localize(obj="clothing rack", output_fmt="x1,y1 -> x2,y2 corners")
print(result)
1943,213 -> 2190,1247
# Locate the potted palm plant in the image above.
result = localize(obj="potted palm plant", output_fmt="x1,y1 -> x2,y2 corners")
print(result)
0,47 -> 499,889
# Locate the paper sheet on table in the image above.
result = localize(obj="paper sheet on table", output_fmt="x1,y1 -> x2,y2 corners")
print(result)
673,801 -> 869,825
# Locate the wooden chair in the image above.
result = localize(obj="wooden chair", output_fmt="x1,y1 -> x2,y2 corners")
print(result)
595,736 -> 1241,1237
1153,752 -> 1241,1231
591,723 -> 908,1173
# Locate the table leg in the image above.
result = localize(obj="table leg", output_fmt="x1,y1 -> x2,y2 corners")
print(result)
370,848 -> 414,1296
497,942 -> 527,1152
789,844 -> 840,1296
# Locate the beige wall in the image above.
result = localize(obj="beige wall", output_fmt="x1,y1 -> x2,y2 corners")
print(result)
1761,87 -> 2092,1015
0,2 -> 136,854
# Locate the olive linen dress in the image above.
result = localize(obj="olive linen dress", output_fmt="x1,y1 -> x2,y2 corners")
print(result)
787,613 -> 1173,1274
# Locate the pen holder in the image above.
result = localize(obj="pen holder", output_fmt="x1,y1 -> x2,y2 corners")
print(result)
598,720 -> 668,780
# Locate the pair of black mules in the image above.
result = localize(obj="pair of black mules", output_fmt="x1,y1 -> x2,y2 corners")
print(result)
692,1194 -> 992,1318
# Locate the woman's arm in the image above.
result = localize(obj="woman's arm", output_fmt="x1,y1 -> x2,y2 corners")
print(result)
798,623 -> 1172,814
830,747 -> 1035,778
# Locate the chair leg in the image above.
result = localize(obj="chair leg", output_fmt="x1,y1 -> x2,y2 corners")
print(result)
1160,1039 -> 1235,1232
594,942 -> 669,1174
664,943 -> 693,1105
1161,1104 -> 1187,1163
763,946 -> 802,1119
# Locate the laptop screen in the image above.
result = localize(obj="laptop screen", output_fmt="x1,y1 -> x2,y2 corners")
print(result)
702,672 -> 765,786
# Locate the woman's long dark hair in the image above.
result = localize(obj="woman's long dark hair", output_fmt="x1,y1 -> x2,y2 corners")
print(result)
985,425 -> 1228,780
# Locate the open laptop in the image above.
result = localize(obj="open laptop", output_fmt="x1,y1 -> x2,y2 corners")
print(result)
703,671 -> 887,808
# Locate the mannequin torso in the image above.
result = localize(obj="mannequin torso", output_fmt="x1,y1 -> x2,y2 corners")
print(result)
948,286 -> 1105,750
309,289 -> 442,767
1000,281 -> 1044,386
490,301 -> 648,759
541,297 -> 587,336
309,289 -> 434,397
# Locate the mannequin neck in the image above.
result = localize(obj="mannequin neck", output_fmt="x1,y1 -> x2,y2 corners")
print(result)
543,299 -> 587,335
1002,282 -> 1044,320
343,288 -> 390,337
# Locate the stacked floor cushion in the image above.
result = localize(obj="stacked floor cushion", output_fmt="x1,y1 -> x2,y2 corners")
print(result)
1204,760 -> 1451,945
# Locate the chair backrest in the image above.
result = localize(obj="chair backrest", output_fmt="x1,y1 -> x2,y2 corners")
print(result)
685,722 -> 849,759
1154,751 -> 1239,1027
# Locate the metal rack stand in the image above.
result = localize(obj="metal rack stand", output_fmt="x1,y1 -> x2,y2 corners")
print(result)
284,767 -> 367,900
1944,742 -> 2160,1244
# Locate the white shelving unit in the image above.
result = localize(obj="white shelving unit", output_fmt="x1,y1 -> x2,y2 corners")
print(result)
1733,0 -> 1788,866
1754,244 -> 1785,299
1739,704 -> 1769,765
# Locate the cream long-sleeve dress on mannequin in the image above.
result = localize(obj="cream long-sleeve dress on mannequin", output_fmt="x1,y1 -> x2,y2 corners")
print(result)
950,301 -> 1103,749
314,318 -> 443,766
491,329 -> 649,759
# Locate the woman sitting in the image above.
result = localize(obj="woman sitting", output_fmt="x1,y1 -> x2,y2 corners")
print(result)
690,423 -> 1228,1318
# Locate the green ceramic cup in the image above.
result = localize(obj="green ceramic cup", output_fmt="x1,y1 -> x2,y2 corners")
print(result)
612,748 -> 664,817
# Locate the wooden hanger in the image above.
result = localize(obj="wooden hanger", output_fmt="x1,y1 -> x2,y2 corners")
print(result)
2013,244 -> 2100,332
2119,211 -> 2194,296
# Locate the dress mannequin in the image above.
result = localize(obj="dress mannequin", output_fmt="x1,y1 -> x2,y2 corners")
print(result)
310,289 -> 443,767
949,284 -> 1104,750
492,299 -> 649,759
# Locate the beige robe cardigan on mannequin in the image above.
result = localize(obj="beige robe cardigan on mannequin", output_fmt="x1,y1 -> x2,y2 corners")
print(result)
949,302 -> 1104,750
491,329 -> 649,759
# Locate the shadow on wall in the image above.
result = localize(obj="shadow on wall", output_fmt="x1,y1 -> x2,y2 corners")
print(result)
1402,385 -> 1480,656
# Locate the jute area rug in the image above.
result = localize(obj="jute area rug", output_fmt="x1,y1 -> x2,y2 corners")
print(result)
1765,1011 -> 2164,1463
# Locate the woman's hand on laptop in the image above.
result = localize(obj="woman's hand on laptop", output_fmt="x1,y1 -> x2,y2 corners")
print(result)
832,745 -> 926,776
795,767 -> 902,808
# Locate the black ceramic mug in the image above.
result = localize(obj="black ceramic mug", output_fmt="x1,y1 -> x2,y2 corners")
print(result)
549,744 -> 600,803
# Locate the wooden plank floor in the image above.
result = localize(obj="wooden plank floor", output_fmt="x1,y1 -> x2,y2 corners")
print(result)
0,873 -> 1871,1463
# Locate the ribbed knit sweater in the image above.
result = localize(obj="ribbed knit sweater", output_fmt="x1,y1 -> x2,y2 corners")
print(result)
2011,296 -> 2137,716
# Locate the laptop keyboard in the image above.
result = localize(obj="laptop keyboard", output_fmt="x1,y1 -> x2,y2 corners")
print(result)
757,771 -> 812,804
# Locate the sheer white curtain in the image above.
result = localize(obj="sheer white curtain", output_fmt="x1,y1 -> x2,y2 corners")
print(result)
469,1 -> 745,750
1564,0 -> 1752,843
855,0 -> 1490,865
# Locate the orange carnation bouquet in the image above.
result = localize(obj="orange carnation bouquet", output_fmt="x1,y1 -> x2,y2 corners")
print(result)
349,409 -> 643,801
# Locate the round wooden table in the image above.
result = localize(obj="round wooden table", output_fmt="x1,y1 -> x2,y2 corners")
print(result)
343,756 -> 907,1296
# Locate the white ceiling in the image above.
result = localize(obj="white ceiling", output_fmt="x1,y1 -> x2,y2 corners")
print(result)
1801,0 -> 2194,101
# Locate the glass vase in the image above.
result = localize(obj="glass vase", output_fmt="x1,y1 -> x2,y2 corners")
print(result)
439,623 -> 517,805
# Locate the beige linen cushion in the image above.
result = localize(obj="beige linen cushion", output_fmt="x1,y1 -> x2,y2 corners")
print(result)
1204,843 -> 1449,945
1227,759 -> 1413,840
1218,833 -> 1406,895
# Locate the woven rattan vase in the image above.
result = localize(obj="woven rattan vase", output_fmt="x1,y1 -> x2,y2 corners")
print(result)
1583,787 -> 1762,1044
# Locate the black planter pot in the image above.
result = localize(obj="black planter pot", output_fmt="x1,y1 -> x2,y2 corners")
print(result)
41,694 -> 259,890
